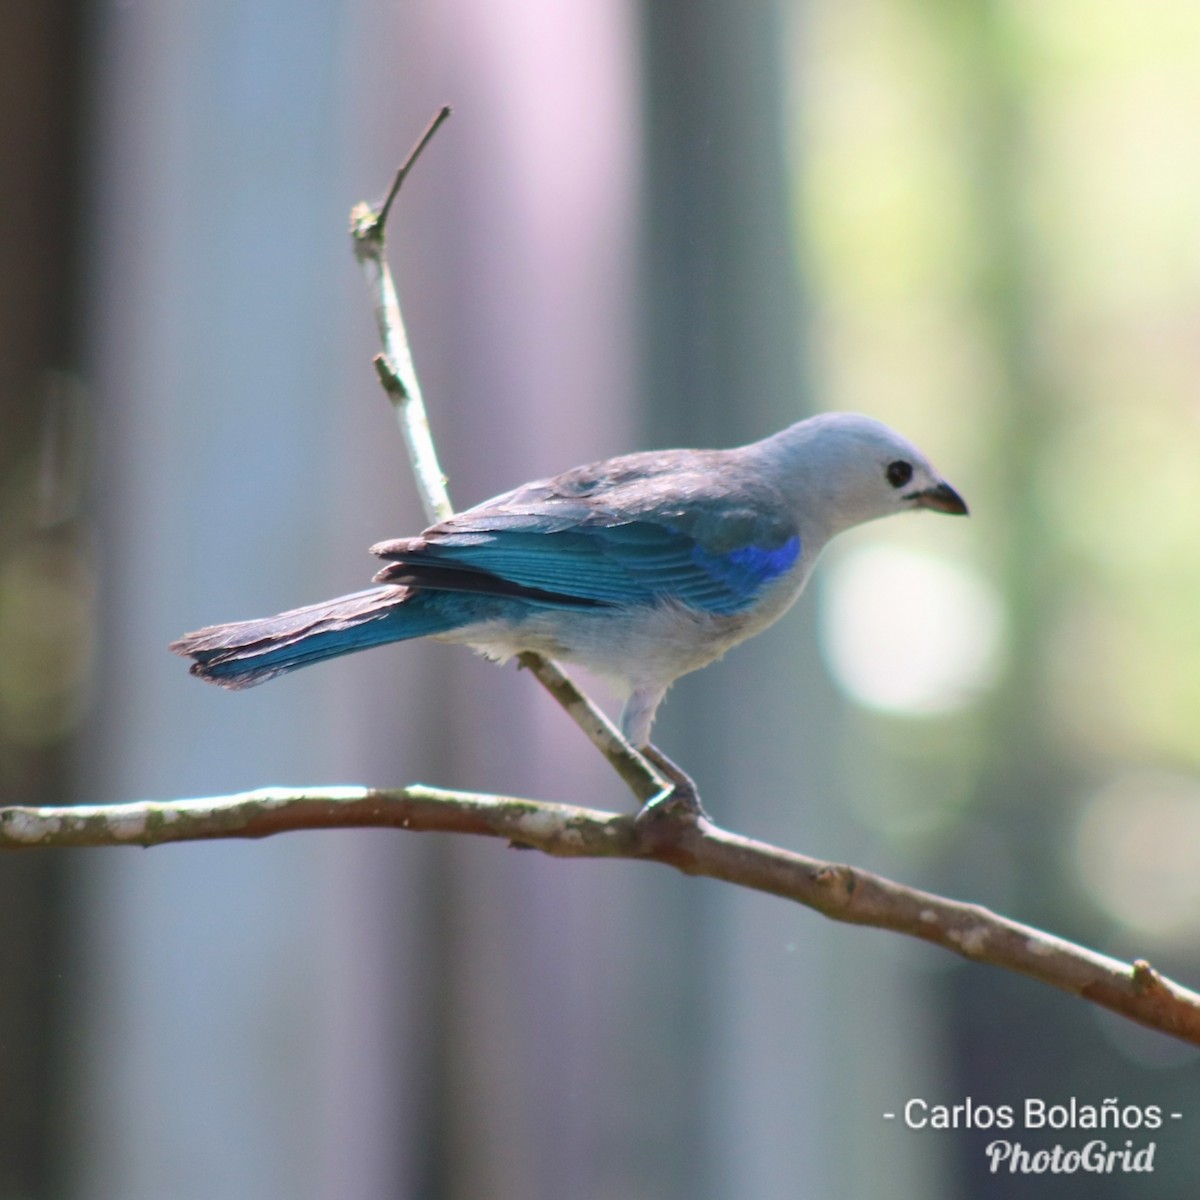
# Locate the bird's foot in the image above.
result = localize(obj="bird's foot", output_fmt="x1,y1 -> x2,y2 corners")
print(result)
635,745 -> 710,824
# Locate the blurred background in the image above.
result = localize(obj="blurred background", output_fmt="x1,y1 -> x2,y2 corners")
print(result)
2,0 -> 1199,1196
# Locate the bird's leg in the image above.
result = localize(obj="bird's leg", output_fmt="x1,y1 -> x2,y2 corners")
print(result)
636,744 -> 710,822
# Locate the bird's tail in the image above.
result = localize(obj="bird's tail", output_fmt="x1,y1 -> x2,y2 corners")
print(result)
170,585 -> 458,688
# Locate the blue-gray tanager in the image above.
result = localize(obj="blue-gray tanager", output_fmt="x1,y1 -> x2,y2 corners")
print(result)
172,413 -> 966,751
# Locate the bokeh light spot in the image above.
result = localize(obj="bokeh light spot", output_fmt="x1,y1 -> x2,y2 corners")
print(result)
819,543 -> 1005,715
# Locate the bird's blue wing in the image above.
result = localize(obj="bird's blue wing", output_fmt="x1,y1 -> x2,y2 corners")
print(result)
374,494 -> 801,616
373,449 -> 804,614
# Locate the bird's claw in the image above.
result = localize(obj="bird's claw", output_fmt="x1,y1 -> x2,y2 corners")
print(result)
635,745 -> 710,824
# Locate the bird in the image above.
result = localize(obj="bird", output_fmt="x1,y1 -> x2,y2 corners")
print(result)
172,413 -> 967,761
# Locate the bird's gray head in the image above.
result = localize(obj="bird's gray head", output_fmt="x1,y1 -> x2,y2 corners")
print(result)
755,412 -> 968,538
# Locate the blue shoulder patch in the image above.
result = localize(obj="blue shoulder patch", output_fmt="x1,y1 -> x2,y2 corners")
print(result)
689,534 -> 801,602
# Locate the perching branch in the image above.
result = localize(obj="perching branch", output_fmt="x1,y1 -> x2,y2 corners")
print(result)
3,787 -> 1198,1045
4,110 -> 1198,1049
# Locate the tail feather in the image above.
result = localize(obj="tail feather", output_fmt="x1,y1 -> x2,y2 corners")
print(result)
170,585 -> 457,688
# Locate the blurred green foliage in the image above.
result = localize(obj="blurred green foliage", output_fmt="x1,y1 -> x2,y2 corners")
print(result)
800,0 -> 1200,782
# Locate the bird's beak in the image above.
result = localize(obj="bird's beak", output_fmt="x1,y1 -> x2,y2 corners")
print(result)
912,481 -> 969,516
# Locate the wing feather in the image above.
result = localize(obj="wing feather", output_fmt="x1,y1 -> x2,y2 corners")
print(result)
372,450 -> 801,615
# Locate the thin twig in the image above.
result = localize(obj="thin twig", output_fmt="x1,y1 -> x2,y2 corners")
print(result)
349,110 -> 670,802
377,104 -> 453,232
349,107 -> 454,522
4,787 -> 1198,1045
514,652 -> 663,803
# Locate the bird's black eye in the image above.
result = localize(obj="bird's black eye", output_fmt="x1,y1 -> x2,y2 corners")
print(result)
886,460 -> 913,489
